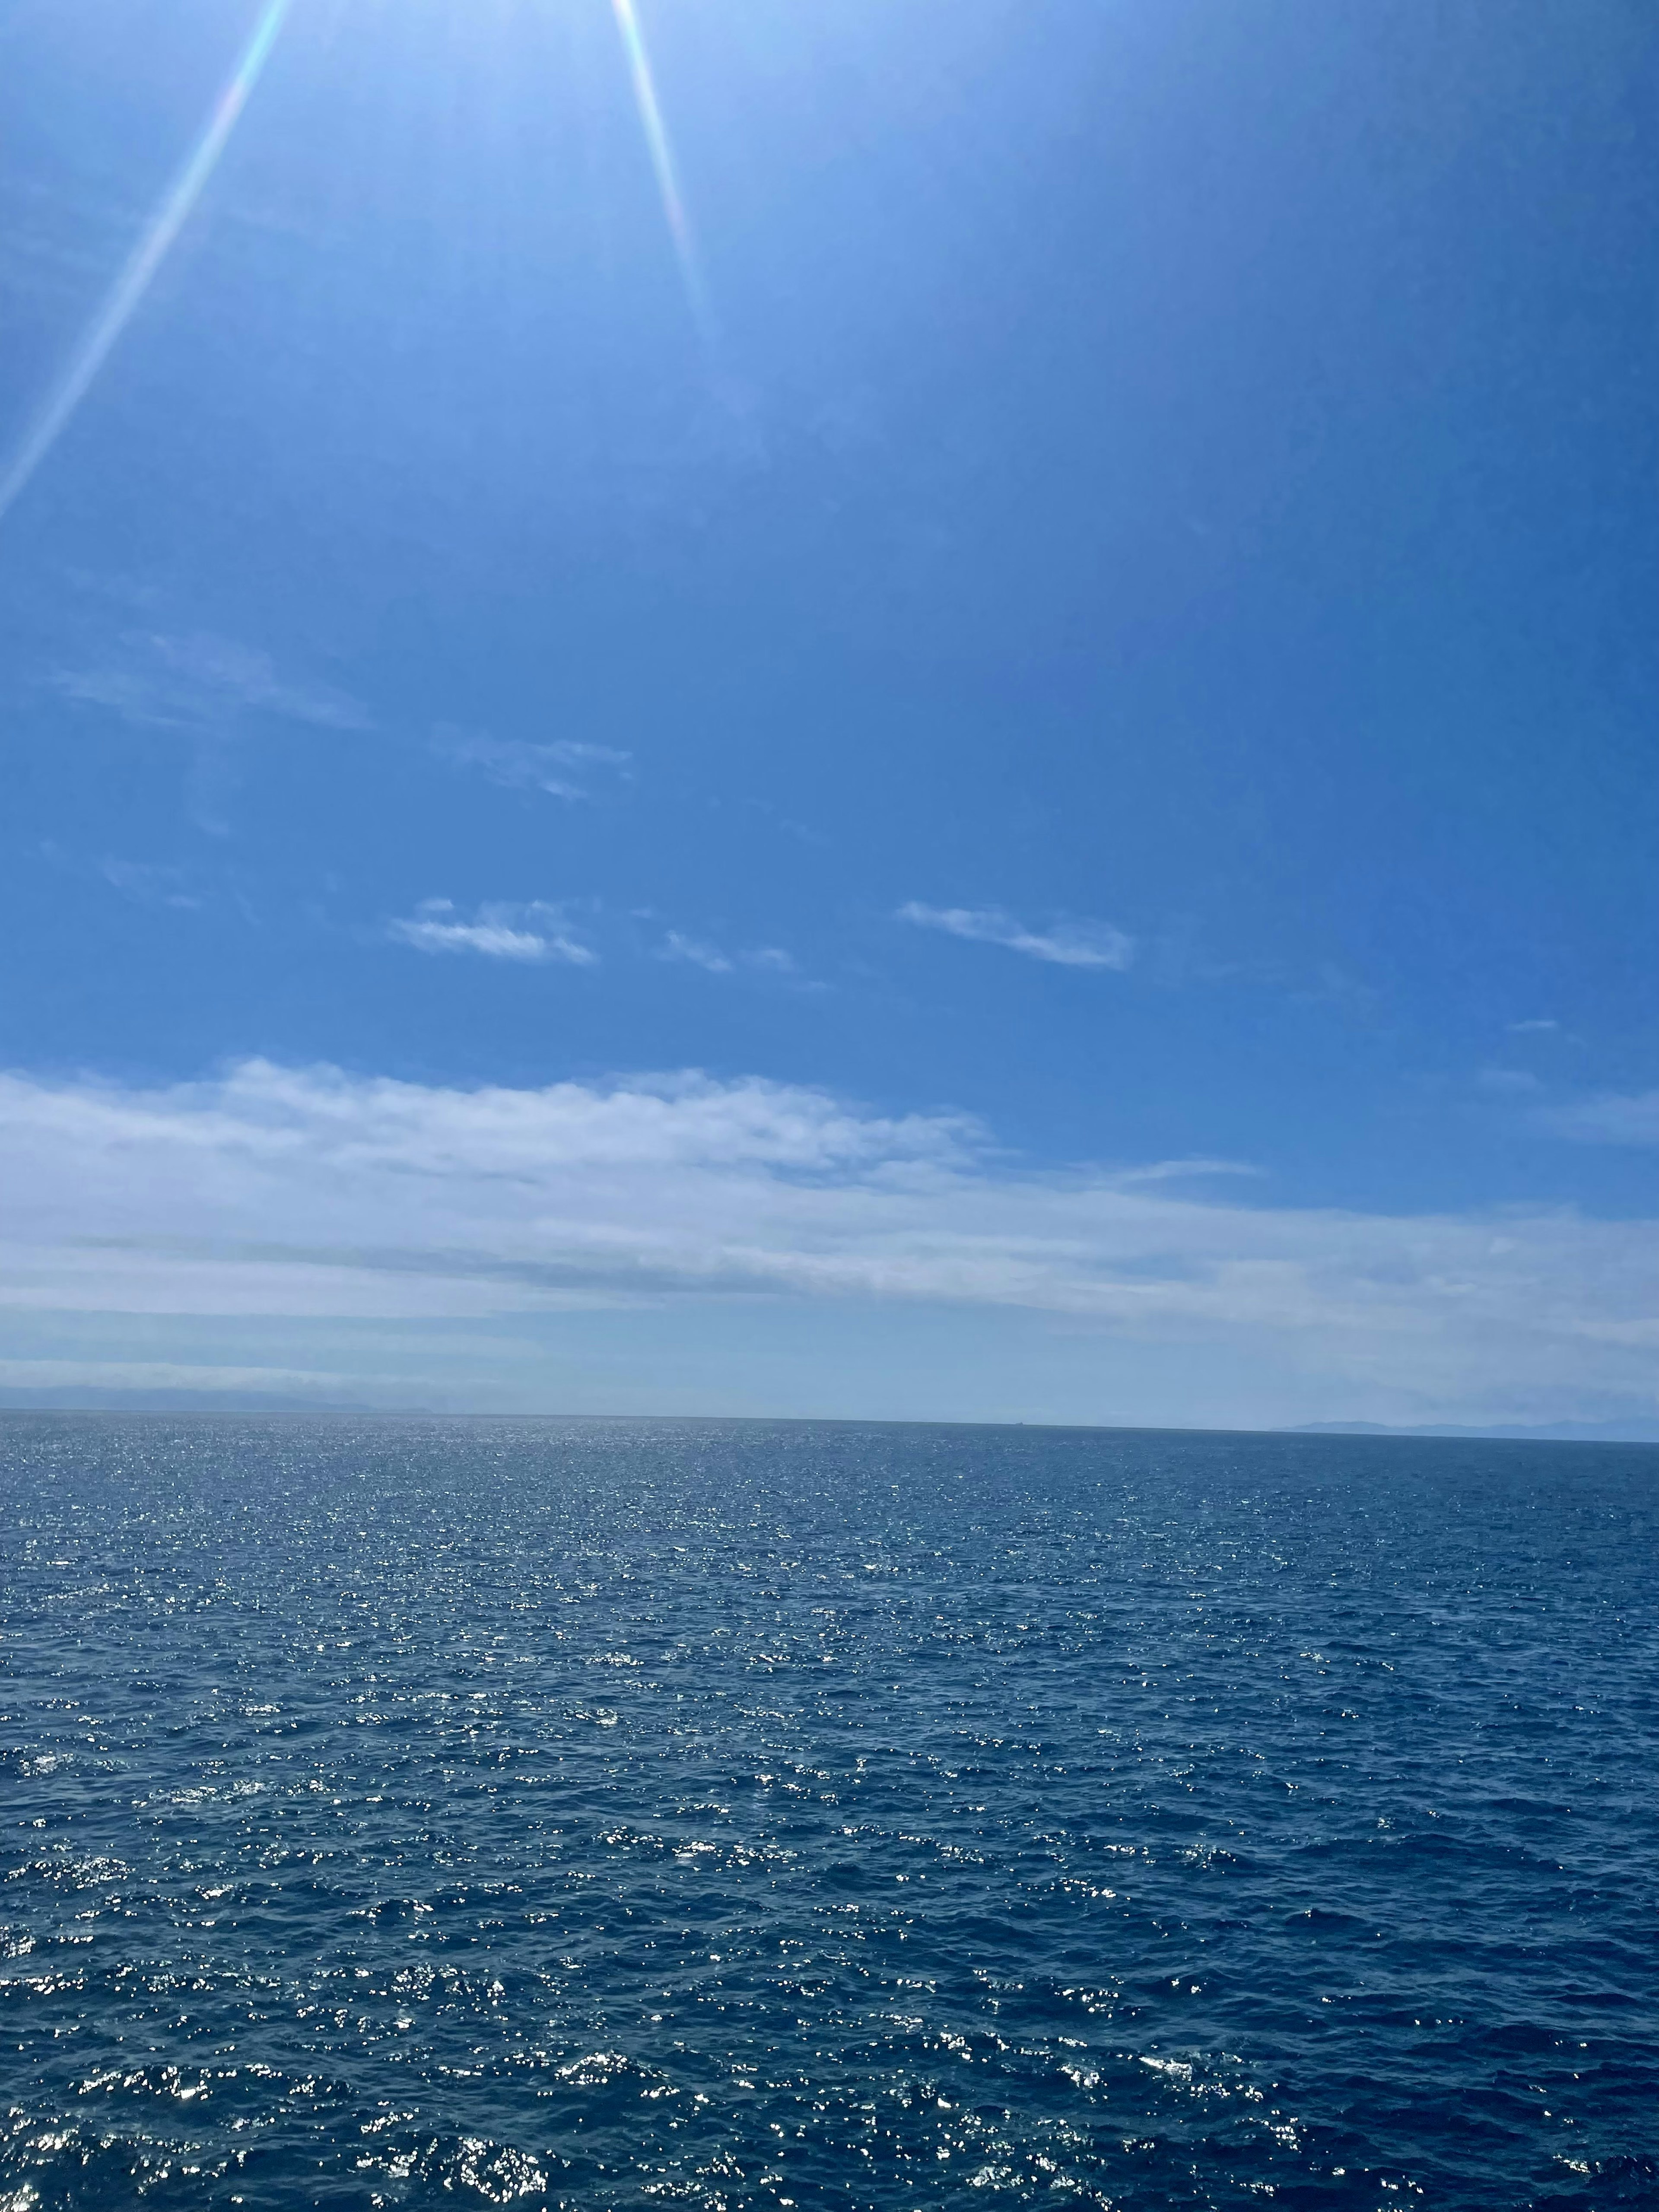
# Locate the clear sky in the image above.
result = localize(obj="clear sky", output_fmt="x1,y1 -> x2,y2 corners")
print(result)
1,0 -> 1655,1427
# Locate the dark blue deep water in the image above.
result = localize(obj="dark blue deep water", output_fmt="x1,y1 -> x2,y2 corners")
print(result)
2,1414 -> 1656,2209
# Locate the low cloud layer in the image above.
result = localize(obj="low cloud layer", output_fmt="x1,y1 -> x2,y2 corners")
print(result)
0,1060 -> 1653,1424
900,903 -> 1135,970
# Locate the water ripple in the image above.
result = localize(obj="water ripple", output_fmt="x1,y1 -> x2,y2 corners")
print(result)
1,1413 -> 1656,2207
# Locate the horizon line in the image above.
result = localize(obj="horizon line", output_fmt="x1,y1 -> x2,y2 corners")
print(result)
1,1403 -> 1655,1445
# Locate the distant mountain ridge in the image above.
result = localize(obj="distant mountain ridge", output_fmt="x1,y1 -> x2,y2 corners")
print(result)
1294,1419 -> 1659,1445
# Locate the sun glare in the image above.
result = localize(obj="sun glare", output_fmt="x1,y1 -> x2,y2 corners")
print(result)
0,0 -> 290,527
607,0 -> 717,353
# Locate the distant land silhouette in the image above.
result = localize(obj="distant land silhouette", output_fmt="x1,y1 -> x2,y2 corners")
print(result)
0,1390 -> 1655,1442
1295,1419 -> 1659,1445
0,1388 -> 406,1415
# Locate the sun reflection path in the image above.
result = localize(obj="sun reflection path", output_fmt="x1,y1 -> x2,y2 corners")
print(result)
607,0 -> 716,354
0,0 -> 289,528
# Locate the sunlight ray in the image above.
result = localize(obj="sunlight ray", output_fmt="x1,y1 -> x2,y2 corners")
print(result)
607,0 -> 715,352
0,0 -> 289,526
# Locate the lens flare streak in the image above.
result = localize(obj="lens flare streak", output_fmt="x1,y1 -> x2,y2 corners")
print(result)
0,0 -> 289,526
607,0 -> 715,350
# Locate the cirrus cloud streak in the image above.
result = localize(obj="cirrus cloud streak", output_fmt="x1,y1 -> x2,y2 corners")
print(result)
386,900 -> 595,965
899,902 -> 1135,970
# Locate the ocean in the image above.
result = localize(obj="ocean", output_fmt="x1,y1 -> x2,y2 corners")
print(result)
2,1413 -> 1655,2208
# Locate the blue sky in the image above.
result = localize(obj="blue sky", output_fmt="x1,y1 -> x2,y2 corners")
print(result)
1,0 -> 1655,1426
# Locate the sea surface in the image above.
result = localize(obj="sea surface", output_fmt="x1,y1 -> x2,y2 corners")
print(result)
2,1414 -> 1656,2210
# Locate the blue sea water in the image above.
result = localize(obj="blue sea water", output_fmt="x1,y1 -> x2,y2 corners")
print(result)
2,1414 -> 1656,2210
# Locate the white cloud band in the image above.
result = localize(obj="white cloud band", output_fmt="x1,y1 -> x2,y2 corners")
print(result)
0,1060 -> 1653,1422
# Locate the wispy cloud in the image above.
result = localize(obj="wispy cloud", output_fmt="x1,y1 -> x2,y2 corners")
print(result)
387,900 -> 596,966
1535,1091 -> 1659,1147
56,630 -> 369,734
1477,1068 -> 1542,1095
98,858 -> 201,910
0,1059 -> 1653,1425
657,931 -> 733,973
656,933 -> 798,977
432,727 -> 631,801
40,841 -> 204,910
899,903 -> 1135,971
1508,1018 -> 1560,1035
1110,1158 -> 1263,1186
